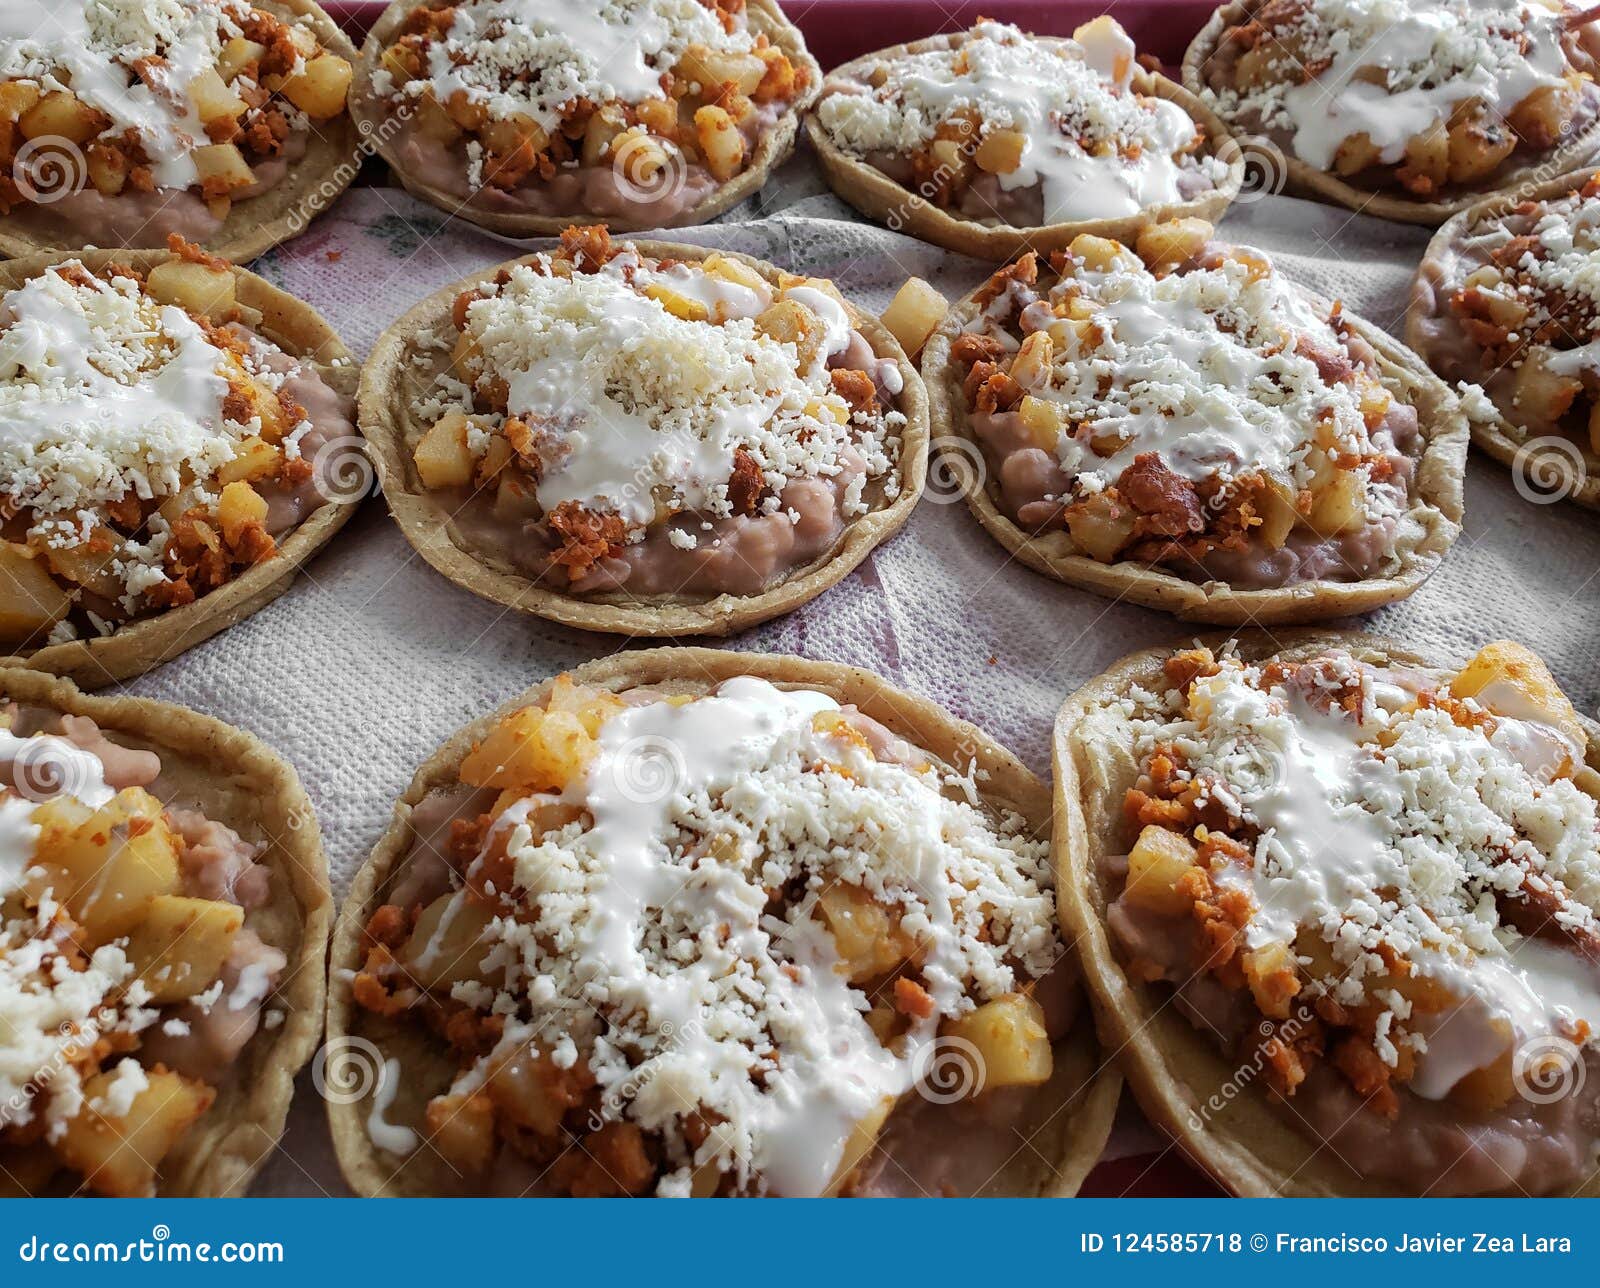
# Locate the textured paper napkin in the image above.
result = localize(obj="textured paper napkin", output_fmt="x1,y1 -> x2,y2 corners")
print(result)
125,169 -> 1598,1194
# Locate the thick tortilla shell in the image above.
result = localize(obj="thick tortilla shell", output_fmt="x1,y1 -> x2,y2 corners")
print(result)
922,259 -> 1467,624
358,240 -> 929,637
1054,629 -> 1600,1197
1408,166 -> 1600,511
0,0 -> 362,264
806,33 -> 1243,262
349,0 -> 820,236
0,666 -> 332,1198
327,647 -> 1121,1198
0,246 -> 362,689
1182,2 -> 1600,227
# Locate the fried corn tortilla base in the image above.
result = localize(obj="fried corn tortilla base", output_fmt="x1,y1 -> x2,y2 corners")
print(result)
922,263 -> 1468,624
0,666 -> 332,1198
0,246 -> 362,688
358,240 -> 929,637
1408,165 -> 1600,511
1182,2 -> 1600,227
1053,628 -> 1600,1197
349,0 -> 821,236
0,0 -> 363,264
327,647 -> 1121,1198
806,33 -> 1243,262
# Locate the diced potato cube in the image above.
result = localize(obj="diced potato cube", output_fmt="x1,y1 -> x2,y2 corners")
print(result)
44,539 -> 122,600
459,708 -> 594,792
1332,131 -> 1380,177
644,281 -> 710,322
1255,474 -> 1298,549
942,993 -> 1053,1090
823,1094 -> 894,1196
216,481 -> 267,546
1450,640 -> 1584,756
880,276 -> 947,358
280,54 -> 353,119
483,1046 -> 567,1135
702,252 -> 768,296
543,676 -> 623,736
401,893 -> 496,989
1010,331 -> 1053,391
1124,824 -> 1199,916
580,105 -> 627,166
217,37 -> 266,82
817,883 -> 913,981
1016,394 -> 1065,451
125,895 -> 244,1003
694,104 -> 744,181
86,143 -> 128,197
193,142 -> 255,192
413,411 -> 475,490
188,68 -> 246,125
974,128 -> 1026,175
217,436 -> 280,485
1242,940 -> 1300,1019
0,542 -> 69,645
425,1092 -> 495,1174
18,91 -> 104,144
1065,491 -> 1136,562
1068,233 -> 1138,273
146,258 -> 236,317
56,1068 -> 214,1198
1306,469 -> 1367,535
43,791 -> 181,944
1135,217 -> 1214,272
755,298 -> 823,368
0,81 -> 43,122
1448,1044 -> 1516,1113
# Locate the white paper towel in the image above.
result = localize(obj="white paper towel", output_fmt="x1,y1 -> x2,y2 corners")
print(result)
118,165 -> 1596,1194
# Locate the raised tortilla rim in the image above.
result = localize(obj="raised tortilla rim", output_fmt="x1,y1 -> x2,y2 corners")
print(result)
0,0 -> 362,264
1182,1 -> 1600,228
1053,628 -> 1600,1197
805,31 -> 1244,262
326,646 -> 1121,1198
358,240 -> 930,637
921,256 -> 1468,624
348,0 -> 821,236
0,665 -> 332,1198
1407,165 -> 1600,511
0,246 -> 363,689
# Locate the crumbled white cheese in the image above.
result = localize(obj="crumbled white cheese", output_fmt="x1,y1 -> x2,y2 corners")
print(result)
818,20 -> 1225,222
434,678 -> 1056,1197
379,0 -> 752,129
1204,0 -> 1572,172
